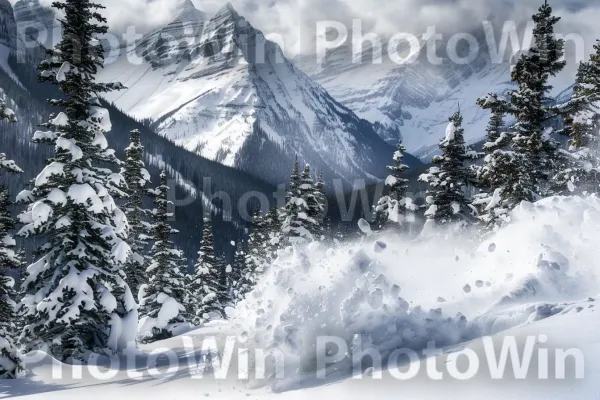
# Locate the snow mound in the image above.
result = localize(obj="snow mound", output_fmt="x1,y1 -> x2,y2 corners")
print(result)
232,195 -> 600,389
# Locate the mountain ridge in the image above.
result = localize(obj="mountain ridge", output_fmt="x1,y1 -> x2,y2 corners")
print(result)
96,2 -> 414,185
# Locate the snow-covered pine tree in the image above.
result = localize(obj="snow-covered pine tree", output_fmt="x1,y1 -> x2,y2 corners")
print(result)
553,41 -> 600,194
218,254 -> 231,307
187,218 -> 226,325
314,170 -> 327,225
491,1 -> 566,203
374,142 -> 413,231
299,164 -> 321,237
419,111 -> 478,225
0,96 -> 24,378
138,171 -> 187,343
230,244 -> 251,303
281,162 -> 313,244
17,0 -> 135,361
263,207 -> 281,261
122,129 -> 151,295
285,158 -> 301,204
243,209 -> 268,286
472,94 -> 516,227
0,96 -> 21,174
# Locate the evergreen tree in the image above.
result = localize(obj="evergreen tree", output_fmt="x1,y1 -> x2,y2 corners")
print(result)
0,96 -> 21,174
0,96 -> 23,378
138,171 -> 188,343
374,142 -> 413,230
281,162 -> 313,244
285,158 -> 301,204
472,94 -> 515,227
299,164 -> 321,237
263,207 -> 281,262
122,129 -> 151,295
490,1 -> 566,204
17,0 -> 134,361
419,111 -> 478,225
554,41 -> 600,194
187,218 -> 226,325
244,209 -> 267,287
230,244 -> 251,303
314,170 -> 327,225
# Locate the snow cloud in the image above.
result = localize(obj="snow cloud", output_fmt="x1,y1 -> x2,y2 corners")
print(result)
8,0 -> 600,57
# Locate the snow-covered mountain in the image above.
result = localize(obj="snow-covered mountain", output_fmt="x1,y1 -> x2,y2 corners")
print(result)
97,1 -> 402,185
296,37 -> 515,159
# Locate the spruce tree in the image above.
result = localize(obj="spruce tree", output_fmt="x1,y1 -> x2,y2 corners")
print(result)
314,170 -> 327,225
472,94 -> 515,227
374,142 -> 413,230
281,162 -> 313,244
187,218 -> 226,325
0,96 -> 23,378
553,42 -> 600,194
230,244 -> 251,303
419,111 -> 478,225
299,164 -> 320,237
17,0 -> 134,361
138,171 -> 188,342
244,209 -> 268,285
122,129 -> 151,295
489,1 -> 566,204
263,207 -> 281,261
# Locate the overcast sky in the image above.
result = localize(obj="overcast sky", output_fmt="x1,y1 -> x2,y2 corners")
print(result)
9,0 -> 600,58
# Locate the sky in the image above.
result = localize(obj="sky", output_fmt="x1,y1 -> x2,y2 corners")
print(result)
8,0 -> 600,58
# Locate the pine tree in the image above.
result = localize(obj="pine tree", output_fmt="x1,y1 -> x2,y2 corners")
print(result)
0,96 -> 21,174
490,1 -> 566,204
17,0 -> 134,361
314,170 -> 327,225
472,94 -> 515,227
244,209 -> 268,287
281,162 -> 313,244
419,111 -> 478,225
263,207 -> 281,261
122,129 -> 151,295
230,244 -> 251,303
138,171 -> 188,343
553,41 -> 600,194
374,142 -> 413,230
187,218 -> 226,325
299,164 -> 320,237
0,96 -> 23,378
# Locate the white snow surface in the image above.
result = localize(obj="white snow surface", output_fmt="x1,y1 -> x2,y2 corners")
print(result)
6,195 -> 600,399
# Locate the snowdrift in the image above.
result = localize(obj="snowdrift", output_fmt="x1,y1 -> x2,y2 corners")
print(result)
232,195 -> 600,389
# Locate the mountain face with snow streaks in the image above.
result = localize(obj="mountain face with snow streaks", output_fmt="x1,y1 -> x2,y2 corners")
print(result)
97,2 -> 405,185
296,36 -> 515,159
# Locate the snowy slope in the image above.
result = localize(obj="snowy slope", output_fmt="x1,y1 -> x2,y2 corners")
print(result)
97,2 -> 398,184
5,195 -> 600,399
297,37 -> 515,160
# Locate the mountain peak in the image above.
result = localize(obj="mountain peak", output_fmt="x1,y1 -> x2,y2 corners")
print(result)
215,2 -> 240,20
174,0 -> 205,21
179,0 -> 201,14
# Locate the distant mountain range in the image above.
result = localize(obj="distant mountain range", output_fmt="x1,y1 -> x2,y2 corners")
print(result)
295,34 -> 516,160
96,1 -> 413,185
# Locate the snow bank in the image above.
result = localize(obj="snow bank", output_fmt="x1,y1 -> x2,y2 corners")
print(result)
232,195 -> 600,388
